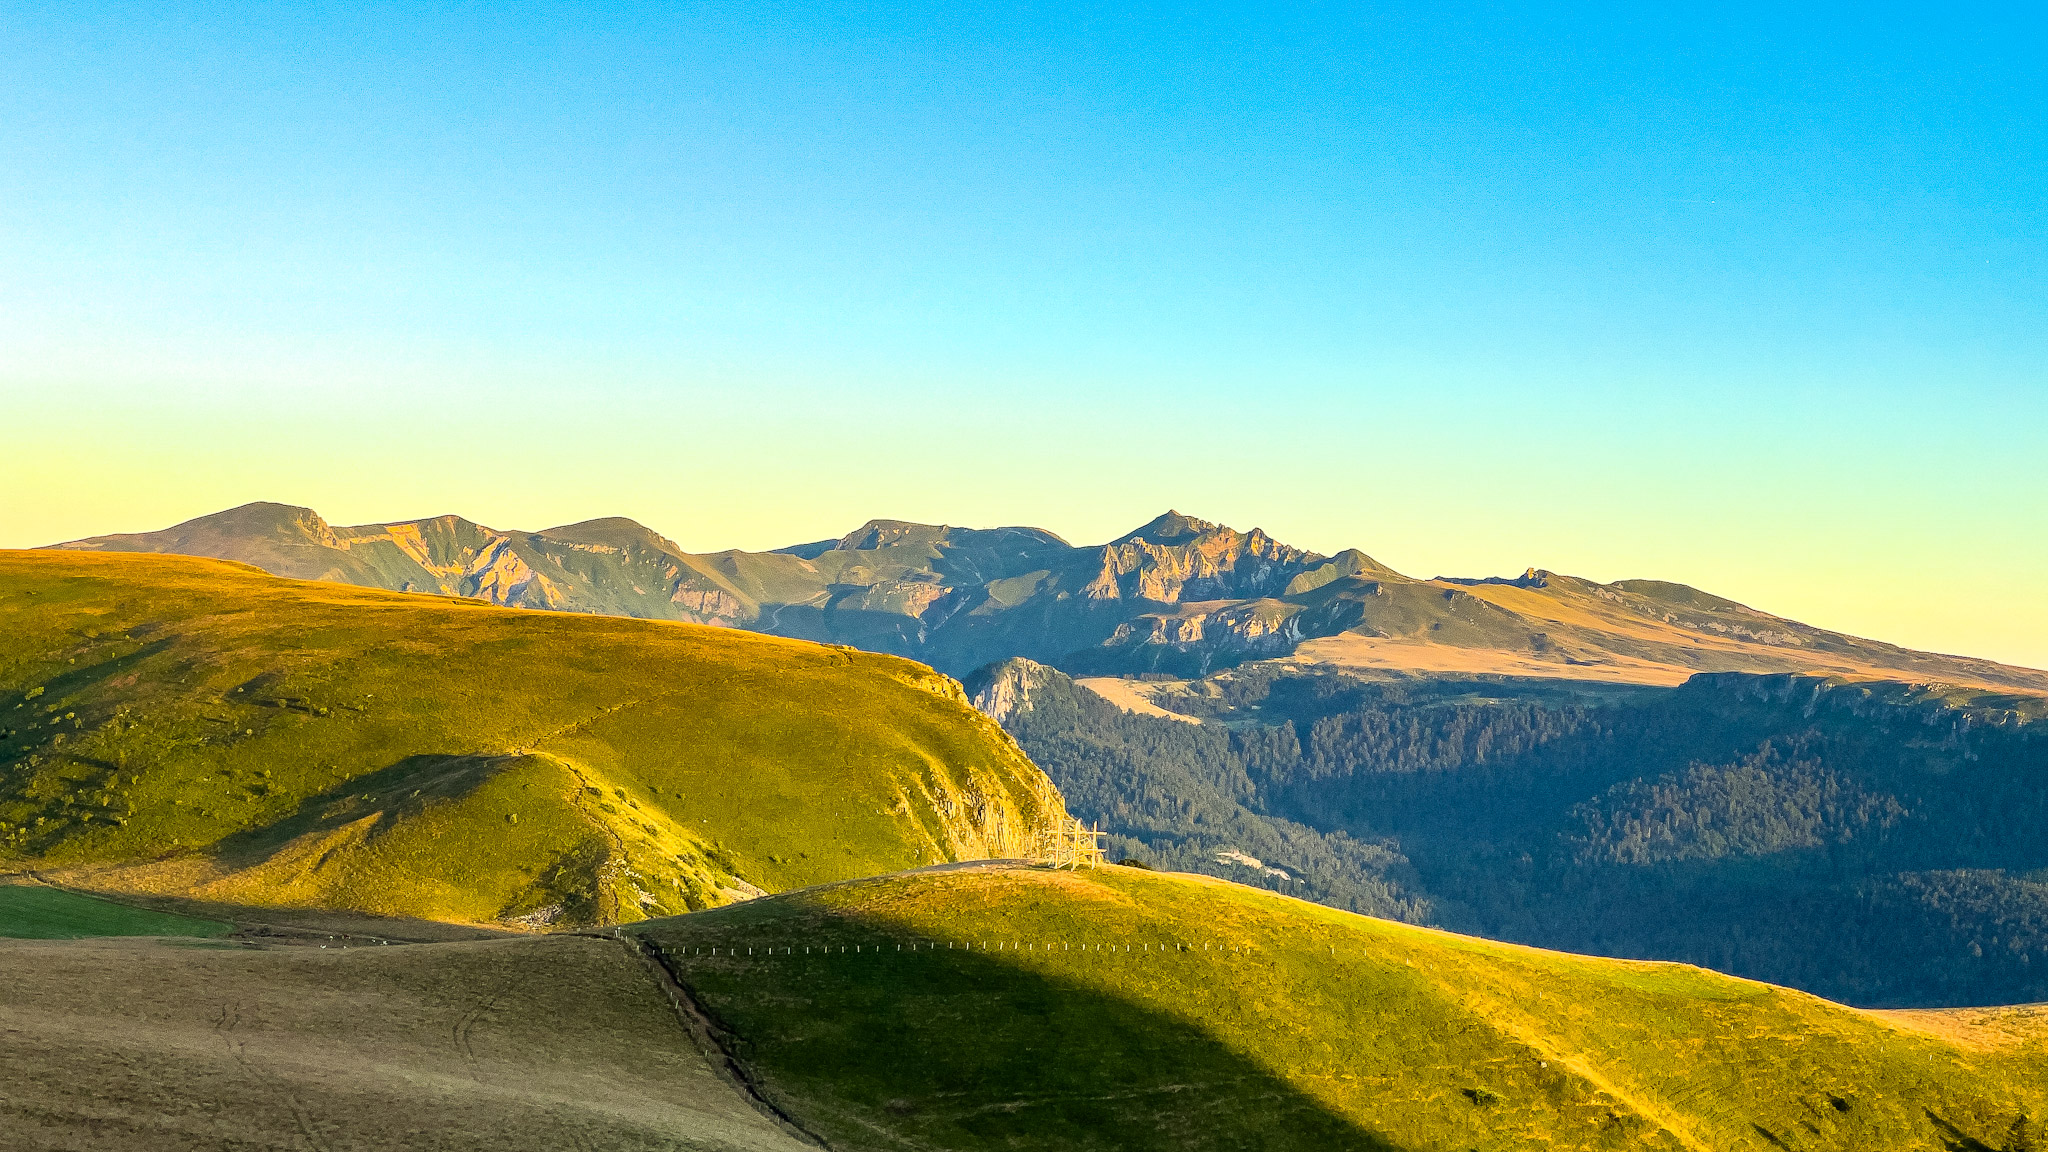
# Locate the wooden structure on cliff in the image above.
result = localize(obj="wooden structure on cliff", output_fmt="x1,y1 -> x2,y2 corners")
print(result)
1031,819 -> 1107,870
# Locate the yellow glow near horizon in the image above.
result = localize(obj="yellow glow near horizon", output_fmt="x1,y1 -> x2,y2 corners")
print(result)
6,373 -> 2043,673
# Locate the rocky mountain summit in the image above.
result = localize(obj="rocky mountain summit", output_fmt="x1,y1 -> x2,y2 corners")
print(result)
51,502 -> 2048,690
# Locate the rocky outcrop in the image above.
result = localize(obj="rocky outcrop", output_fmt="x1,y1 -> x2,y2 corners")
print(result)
963,657 -> 1064,724
667,585 -> 751,623
1096,600 -> 1306,673
1091,512 -> 1323,604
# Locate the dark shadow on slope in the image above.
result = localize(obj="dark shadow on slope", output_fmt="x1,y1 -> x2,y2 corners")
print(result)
634,906 -> 1405,1152
208,753 -> 522,865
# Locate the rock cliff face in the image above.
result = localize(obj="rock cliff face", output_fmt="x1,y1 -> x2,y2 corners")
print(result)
1082,512 -> 1320,603
962,657 -> 1062,725
50,503 -> 2048,692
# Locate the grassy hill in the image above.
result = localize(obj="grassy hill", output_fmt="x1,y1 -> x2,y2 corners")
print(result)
639,863 -> 2048,1152
6,866 -> 2044,1149
0,551 -> 1064,927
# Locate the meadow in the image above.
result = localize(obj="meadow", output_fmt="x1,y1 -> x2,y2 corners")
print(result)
0,882 -> 230,939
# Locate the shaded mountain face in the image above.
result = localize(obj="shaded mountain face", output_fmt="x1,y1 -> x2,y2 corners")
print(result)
51,502 -> 2048,691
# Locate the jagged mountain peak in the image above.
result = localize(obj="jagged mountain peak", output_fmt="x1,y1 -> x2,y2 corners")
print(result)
1115,510 -> 1224,546
1440,567 -> 1553,590
961,656 -> 1066,724
42,500 -> 2048,690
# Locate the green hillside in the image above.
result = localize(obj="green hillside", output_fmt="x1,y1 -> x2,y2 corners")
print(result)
0,551 -> 1064,927
639,864 -> 2048,1152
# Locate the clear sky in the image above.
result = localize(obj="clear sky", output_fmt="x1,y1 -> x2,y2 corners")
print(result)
4,3 -> 2045,668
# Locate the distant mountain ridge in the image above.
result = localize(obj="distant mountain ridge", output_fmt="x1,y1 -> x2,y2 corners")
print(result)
50,501 -> 2048,691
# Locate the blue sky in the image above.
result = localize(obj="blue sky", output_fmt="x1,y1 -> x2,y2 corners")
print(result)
3,3 -> 2045,665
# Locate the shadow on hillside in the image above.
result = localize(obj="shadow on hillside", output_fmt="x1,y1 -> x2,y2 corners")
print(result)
637,907 -> 1406,1152
210,753 -> 519,866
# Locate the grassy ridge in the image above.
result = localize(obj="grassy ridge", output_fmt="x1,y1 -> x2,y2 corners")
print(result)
0,551 -> 1063,926
639,865 -> 2048,1152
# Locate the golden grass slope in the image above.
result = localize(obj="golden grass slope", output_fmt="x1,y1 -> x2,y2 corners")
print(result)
0,931 -> 812,1151
640,864 -> 2048,1152
1284,571 -> 2048,691
0,551 -> 1065,928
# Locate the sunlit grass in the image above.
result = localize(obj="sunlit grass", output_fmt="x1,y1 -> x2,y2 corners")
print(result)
0,551 -> 1062,927
641,865 -> 2048,1152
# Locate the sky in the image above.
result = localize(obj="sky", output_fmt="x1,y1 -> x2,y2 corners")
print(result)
3,2 -> 2045,668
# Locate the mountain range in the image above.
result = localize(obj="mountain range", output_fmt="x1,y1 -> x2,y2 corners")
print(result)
52,501 -> 2048,690
8,516 -> 2047,1147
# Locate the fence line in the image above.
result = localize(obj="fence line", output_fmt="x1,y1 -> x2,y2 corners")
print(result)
646,938 -> 1265,960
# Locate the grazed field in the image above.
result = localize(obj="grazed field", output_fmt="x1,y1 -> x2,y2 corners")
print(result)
0,880 -> 232,939
7,867 -> 2044,1151
0,931 -> 811,1152
1071,677 -> 1205,722
1288,633 -> 1697,684
1287,576 -> 2048,692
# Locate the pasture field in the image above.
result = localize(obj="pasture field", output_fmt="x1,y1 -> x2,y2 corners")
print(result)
4,865 -> 2043,1150
0,881 -> 231,939
0,930 -> 810,1151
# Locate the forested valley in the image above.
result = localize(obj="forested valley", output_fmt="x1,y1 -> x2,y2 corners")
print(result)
979,662 -> 2048,1008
